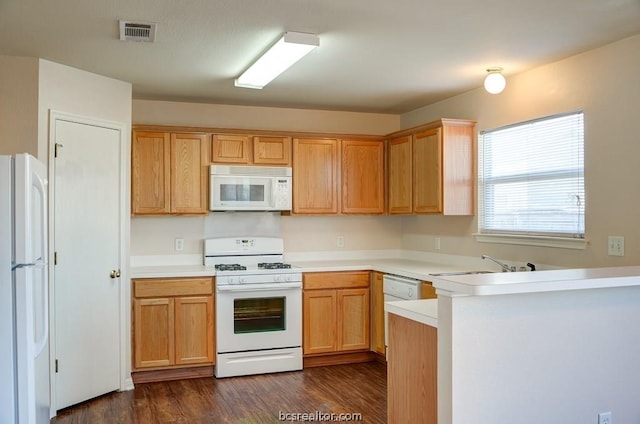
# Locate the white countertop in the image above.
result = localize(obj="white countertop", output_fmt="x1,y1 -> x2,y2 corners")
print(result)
131,265 -> 214,278
385,299 -> 438,328
130,257 -> 492,280
130,253 -> 640,298
289,258 -> 489,280
431,265 -> 640,296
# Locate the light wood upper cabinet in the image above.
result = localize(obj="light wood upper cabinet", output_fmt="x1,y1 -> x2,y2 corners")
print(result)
388,136 -> 413,214
132,131 -> 209,215
387,119 -> 475,215
171,133 -> 209,214
341,140 -> 385,214
131,131 -> 171,214
292,138 -> 340,214
413,128 -> 442,213
132,277 -> 214,371
253,136 -> 292,165
211,134 -> 251,164
212,134 -> 292,166
303,271 -> 370,356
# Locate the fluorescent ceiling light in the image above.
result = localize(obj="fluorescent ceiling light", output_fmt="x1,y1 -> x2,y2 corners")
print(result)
235,32 -> 319,89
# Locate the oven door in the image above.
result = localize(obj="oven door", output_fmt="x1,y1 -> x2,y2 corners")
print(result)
210,175 -> 274,211
216,285 -> 302,353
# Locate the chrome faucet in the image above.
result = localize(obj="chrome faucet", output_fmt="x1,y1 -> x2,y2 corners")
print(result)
481,255 -> 516,272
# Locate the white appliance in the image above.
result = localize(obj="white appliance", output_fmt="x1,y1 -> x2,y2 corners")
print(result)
210,165 -> 292,211
383,274 -> 422,350
204,237 -> 302,378
0,154 -> 50,424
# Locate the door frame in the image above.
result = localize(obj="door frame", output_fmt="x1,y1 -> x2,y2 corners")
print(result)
47,110 -> 132,415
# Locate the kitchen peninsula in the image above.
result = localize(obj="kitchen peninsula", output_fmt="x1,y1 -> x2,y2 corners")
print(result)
386,266 -> 640,424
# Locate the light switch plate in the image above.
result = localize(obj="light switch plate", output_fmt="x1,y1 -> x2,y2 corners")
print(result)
607,236 -> 624,256
175,238 -> 185,251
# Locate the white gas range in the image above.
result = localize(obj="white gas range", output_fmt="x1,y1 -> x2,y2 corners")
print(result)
204,237 -> 302,378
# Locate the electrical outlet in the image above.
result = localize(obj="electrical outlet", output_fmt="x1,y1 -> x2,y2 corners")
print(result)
175,238 -> 184,252
435,237 -> 441,250
607,236 -> 624,256
336,236 -> 345,248
598,411 -> 612,424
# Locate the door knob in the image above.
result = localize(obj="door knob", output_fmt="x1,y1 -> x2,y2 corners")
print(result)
110,269 -> 121,279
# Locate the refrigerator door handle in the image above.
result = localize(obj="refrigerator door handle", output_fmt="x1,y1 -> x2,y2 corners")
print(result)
12,262 -> 37,270
11,257 -> 43,270
32,264 -> 49,358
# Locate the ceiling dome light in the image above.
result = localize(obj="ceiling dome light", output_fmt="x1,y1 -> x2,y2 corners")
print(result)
484,67 -> 506,94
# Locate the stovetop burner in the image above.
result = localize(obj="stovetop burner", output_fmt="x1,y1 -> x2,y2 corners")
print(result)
215,264 -> 247,271
258,262 -> 292,270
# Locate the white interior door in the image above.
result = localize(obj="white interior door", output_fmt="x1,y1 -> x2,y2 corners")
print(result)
53,118 -> 122,410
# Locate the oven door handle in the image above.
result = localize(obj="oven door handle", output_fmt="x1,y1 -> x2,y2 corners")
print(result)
217,282 -> 302,292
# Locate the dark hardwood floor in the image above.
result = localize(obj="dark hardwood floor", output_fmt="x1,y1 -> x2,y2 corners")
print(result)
55,362 -> 387,424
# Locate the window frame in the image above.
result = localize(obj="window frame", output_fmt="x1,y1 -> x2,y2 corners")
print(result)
475,111 -> 588,250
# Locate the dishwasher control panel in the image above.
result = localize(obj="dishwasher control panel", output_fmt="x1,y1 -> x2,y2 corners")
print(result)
383,274 -> 422,300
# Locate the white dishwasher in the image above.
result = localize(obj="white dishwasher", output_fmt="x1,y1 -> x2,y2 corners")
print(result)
383,274 -> 422,350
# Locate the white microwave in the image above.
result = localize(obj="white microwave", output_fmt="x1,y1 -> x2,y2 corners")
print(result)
210,165 -> 293,211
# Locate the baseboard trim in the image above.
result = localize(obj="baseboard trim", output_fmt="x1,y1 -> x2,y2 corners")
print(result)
303,351 -> 375,368
132,365 -> 214,384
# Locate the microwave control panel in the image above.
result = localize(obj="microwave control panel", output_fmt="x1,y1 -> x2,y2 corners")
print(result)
275,178 -> 292,208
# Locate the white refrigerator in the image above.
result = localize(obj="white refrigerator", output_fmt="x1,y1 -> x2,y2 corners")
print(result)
0,154 -> 50,424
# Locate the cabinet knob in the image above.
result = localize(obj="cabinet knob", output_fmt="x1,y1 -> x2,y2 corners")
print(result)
110,269 -> 121,279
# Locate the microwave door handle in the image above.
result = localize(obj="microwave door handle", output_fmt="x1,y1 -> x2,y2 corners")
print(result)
271,179 -> 277,209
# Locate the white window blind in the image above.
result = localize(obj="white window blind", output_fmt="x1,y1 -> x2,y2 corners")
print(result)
479,111 -> 585,239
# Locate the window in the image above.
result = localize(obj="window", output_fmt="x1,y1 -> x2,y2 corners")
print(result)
478,111 -> 585,247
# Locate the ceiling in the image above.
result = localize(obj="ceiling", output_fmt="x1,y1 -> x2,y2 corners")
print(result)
1,0 -> 639,114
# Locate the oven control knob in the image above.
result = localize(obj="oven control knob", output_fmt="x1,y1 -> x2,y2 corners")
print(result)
239,277 -> 246,284
274,275 -> 282,282
227,277 -> 235,284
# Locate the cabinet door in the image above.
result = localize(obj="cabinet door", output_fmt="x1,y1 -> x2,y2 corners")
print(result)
421,281 -> 437,299
170,133 -> 209,214
388,135 -> 413,214
441,123 -> 475,215
341,140 -> 384,214
292,138 -> 339,214
370,272 -> 385,355
174,296 -> 214,365
131,131 -> 170,214
134,298 -> 175,369
212,134 -> 251,164
413,128 -> 442,213
338,288 -> 370,352
303,289 -> 337,354
253,136 -> 292,165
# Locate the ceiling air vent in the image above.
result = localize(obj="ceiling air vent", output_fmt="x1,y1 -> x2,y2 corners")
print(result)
119,20 -> 157,42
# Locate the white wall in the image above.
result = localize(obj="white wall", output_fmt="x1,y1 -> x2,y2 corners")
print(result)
38,59 -> 132,162
441,286 -> 640,423
400,35 -> 640,268
131,100 -> 402,257
0,56 -> 39,156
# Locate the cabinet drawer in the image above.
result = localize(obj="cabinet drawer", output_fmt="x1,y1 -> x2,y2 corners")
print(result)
303,271 -> 370,290
133,278 -> 213,298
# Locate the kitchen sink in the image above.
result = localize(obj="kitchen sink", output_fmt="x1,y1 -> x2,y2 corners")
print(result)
429,270 -> 495,276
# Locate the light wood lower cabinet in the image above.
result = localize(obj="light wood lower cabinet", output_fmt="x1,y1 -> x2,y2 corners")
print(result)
387,313 -> 437,424
303,272 -> 370,356
370,271 -> 385,356
132,277 -> 214,371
